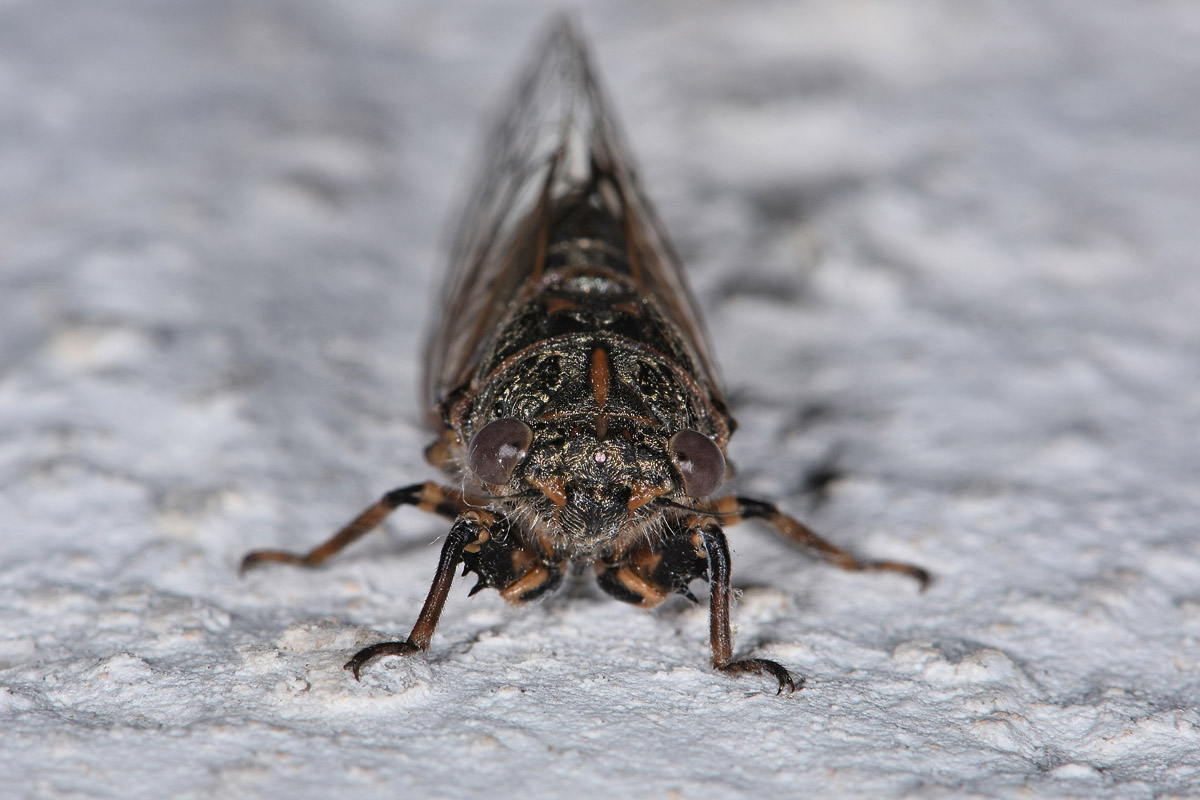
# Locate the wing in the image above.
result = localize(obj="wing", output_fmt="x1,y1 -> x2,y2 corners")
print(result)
423,16 -> 726,424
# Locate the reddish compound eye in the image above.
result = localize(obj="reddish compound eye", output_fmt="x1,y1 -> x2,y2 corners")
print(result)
468,417 -> 533,485
669,429 -> 725,497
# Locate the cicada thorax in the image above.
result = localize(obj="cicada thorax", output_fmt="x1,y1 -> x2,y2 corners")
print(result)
441,188 -> 732,559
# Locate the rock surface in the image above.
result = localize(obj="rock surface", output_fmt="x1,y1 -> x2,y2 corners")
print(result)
2,1 -> 1198,797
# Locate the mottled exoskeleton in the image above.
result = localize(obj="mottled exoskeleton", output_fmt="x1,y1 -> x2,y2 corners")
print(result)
242,17 -> 928,693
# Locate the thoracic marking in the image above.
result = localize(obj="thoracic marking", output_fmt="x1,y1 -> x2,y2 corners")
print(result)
590,346 -> 611,410
544,295 -> 579,315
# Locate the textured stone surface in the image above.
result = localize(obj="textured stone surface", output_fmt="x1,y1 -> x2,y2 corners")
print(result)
2,2 -> 1198,797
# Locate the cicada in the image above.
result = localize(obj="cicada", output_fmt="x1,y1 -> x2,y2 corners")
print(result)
242,17 -> 927,693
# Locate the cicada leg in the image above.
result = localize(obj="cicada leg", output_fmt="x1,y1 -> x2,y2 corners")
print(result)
697,521 -> 798,694
344,514 -> 483,679
716,496 -> 931,590
346,514 -> 566,678
239,482 -> 467,573
595,530 -> 708,608
596,521 -> 797,694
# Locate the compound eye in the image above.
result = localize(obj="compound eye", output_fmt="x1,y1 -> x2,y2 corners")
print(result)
468,417 -> 533,485
669,429 -> 726,498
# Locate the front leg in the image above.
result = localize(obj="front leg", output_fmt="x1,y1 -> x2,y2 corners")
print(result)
240,482 -> 467,573
716,496 -> 930,589
344,514 -> 482,679
699,522 -> 799,694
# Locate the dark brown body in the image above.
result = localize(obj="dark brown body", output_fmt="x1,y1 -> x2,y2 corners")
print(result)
242,18 -> 927,693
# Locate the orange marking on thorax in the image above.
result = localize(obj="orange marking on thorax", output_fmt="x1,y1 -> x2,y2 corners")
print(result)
617,184 -> 644,289
544,295 -> 578,315
590,346 -> 611,410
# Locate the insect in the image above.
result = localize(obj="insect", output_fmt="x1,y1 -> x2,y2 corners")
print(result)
241,17 -> 928,694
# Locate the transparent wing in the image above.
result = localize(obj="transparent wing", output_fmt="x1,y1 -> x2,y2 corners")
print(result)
423,16 -> 724,421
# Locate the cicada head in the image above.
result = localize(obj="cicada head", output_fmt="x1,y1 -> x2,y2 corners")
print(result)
466,412 -> 726,554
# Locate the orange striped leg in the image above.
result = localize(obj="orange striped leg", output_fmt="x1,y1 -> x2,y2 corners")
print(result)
240,482 -> 467,574
715,496 -> 930,589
